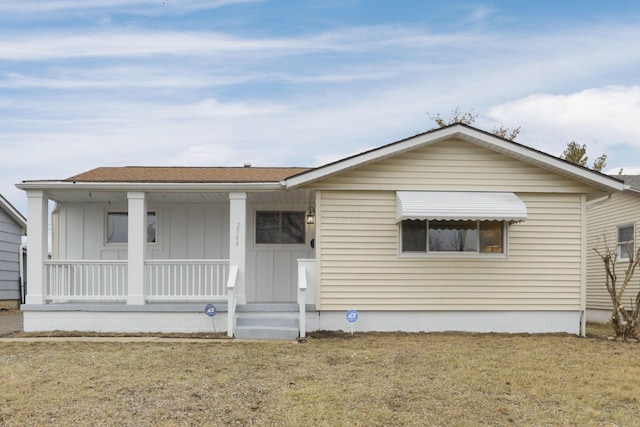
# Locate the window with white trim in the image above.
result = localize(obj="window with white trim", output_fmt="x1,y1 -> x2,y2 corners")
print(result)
255,211 -> 305,244
618,224 -> 635,260
401,220 -> 505,254
106,211 -> 157,244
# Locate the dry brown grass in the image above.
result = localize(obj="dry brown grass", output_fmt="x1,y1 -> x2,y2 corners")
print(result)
1,325 -> 637,426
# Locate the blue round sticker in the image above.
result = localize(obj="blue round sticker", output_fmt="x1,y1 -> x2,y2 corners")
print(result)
204,304 -> 217,317
346,309 -> 359,323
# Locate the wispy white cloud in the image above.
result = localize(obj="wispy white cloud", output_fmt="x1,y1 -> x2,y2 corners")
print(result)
2,3 -> 640,215
0,0 -> 258,14
0,67 -> 399,90
484,85 -> 640,157
463,5 -> 495,25
0,32 -> 273,60
0,26 -> 483,61
0,70 -> 242,90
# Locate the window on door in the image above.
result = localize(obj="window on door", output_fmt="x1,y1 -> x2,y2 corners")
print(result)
255,211 -> 305,244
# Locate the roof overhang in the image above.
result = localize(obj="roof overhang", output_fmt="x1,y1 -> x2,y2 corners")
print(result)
285,124 -> 626,195
16,181 -> 288,204
16,181 -> 284,192
396,191 -> 528,223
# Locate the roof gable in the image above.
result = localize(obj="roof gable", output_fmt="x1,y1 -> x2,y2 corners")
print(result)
0,194 -> 27,233
304,138 -> 600,194
285,124 -> 625,193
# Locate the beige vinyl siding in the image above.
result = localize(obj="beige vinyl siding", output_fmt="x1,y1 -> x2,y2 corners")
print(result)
586,191 -> 640,310
309,139 -> 595,194
317,190 -> 583,311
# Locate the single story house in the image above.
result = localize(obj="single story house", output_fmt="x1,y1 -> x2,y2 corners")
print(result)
18,124 -> 625,338
0,194 -> 27,309
586,175 -> 640,323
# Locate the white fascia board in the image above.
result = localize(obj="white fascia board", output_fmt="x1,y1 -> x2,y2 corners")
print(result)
16,181 -> 285,192
624,186 -> 640,196
285,126 -> 461,188
0,193 -> 27,232
455,127 -> 625,192
285,124 -> 625,193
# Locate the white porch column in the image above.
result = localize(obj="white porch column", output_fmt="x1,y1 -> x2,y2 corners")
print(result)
127,191 -> 146,305
229,192 -> 246,304
25,190 -> 48,304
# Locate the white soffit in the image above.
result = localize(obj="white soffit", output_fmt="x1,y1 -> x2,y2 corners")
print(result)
396,191 -> 528,223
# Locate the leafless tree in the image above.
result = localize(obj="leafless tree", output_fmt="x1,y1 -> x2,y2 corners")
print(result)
594,240 -> 640,340
427,107 -> 520,141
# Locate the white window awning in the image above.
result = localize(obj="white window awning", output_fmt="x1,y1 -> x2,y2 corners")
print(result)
395,191 -> 527,223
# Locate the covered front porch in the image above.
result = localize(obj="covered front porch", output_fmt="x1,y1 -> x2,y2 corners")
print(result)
19,182 -> 317,338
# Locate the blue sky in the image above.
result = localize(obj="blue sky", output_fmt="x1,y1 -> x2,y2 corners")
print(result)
2,0 -> 640,214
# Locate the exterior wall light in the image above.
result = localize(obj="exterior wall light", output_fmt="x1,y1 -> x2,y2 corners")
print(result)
306,206 -> 316,224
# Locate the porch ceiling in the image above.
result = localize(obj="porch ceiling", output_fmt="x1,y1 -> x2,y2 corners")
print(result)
46,189 -> 314,205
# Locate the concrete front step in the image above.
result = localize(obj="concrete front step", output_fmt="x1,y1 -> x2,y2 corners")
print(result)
235,312 -> 299,340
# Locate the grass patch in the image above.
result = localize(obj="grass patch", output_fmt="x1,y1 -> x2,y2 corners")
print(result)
1,325 -> 636,426
7,330 -> 230,339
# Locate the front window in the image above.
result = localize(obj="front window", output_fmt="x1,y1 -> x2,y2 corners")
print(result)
107,211 -> 156,244
256,211 -> 305,244
618,225 -> 635,260
401,220 -> 504,254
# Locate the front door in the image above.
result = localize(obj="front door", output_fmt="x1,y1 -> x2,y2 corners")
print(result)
245,208 -> 315,303
247,249 -> 312,302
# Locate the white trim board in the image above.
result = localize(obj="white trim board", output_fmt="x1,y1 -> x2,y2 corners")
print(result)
285,124 -> 625,195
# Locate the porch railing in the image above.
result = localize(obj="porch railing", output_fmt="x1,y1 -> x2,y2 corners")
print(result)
145,260 -> 229,302
297,258 -> 316,339
45,260 -> 128,302
44,259 -> 229,303
298,264 -> 307,339
226,265 -> 239,337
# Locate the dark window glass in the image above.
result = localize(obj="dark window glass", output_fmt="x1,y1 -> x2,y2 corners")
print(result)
618,225 -> 635,259
429,220 -> 477,252
402,220 -> 427,252
256,211 -> 305,244
401,219 -> 504,254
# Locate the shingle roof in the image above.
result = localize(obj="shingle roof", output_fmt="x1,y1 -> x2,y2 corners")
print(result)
65,166 -> 312,183
619,175 -> 640,191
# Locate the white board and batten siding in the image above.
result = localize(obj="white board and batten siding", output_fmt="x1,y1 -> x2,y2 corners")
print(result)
0,208 -> 23,301
56,203 -> 230,261
586,191 -> 640,316
308,138 -> 591,312
55,201 -> 314,303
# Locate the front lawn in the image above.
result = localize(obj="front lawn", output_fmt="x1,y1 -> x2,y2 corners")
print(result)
0,325 -> 636,426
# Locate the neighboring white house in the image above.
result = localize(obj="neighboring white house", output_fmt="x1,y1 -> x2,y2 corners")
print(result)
17,124 -> 625,338
0,194 -> 27,309
586,175 -> 640,323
